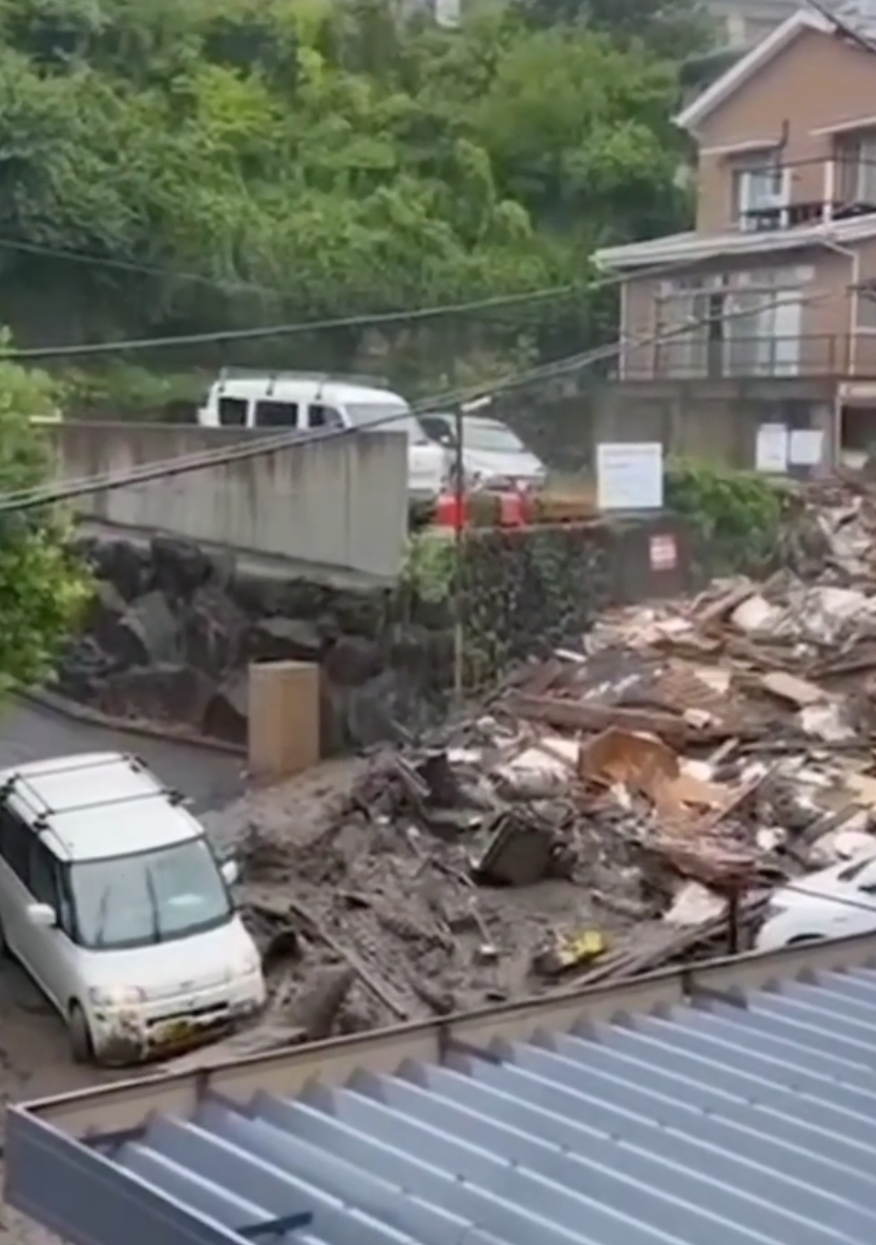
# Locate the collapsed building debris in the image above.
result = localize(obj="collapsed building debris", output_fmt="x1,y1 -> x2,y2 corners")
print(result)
175,476 -> 876,1063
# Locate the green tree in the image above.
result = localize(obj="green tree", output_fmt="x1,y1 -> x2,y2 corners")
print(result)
0,334 -> 91,691
0,0 -> 694,392
513,0 -> 712,62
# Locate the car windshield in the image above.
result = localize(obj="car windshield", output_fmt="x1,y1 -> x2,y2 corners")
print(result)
420,415 -> 527,454
70,838 -> 232,950
344,401 -> 428,442
462,419 -> 526,454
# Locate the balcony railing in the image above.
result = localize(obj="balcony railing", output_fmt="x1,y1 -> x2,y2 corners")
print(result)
621,333 -> 876,380
732,154 -> 876,234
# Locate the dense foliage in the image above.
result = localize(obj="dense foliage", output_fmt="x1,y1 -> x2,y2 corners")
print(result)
0,336 -> 91,689
0,0 -> 701,388
665,459 -> 787,575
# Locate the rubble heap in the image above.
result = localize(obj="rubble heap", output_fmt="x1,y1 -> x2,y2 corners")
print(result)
180,479 -> 876,1063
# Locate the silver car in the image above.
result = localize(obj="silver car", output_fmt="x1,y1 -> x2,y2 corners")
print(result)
418,413 -> 547,489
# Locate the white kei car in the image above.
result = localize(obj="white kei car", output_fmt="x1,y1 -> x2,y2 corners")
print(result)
755,852 -> 876,951
0,752 -> 266,1065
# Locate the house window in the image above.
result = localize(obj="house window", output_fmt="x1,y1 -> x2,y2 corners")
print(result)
836,131 -> 876,204
730,151 -> 788,229
655,280 -> 802,378
724,289 -> 801,376
653,290 -> 709,377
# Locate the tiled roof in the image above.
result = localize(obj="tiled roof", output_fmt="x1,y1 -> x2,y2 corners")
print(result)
57,964 -> 876,1245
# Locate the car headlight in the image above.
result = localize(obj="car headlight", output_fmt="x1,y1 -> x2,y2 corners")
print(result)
228,947 -> 262,979
89,985 -> 146,1007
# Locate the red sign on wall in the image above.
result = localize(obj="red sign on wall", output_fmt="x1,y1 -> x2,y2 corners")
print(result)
649,534 -> 677,571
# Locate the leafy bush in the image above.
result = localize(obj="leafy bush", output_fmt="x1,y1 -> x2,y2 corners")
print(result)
665,459 -> 787,575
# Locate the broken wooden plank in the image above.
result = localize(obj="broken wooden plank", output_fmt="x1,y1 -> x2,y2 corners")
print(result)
510,695 -> 691,743
759,671 -> 828,708
286,897 -> 409,1019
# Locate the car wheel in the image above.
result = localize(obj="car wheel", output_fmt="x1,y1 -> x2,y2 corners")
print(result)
68,1002 -> 94,1065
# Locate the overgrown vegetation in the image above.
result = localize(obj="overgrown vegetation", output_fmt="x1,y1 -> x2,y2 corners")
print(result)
0,0 -> 704,399
0,333 -> 91,690
665,459 -> 788,575
400,528 -> 456,604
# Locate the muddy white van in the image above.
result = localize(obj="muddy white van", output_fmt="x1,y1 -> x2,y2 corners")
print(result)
197,369 -> 445,502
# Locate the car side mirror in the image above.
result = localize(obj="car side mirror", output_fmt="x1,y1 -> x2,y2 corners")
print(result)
26,902 -> 57,928
220,858 -> 240,887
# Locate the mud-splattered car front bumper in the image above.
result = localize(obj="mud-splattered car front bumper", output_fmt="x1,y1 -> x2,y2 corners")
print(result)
88,974 -> 266,1065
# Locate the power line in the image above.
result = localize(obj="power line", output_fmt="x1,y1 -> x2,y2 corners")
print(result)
7,283 -> 581,361
0,282 -> 839,514
0,236 -> 277,295
4,255 -> 709,362
1,283 -> 838,511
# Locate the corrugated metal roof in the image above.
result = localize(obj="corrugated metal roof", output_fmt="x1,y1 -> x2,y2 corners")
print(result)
21,962 -> 876,1245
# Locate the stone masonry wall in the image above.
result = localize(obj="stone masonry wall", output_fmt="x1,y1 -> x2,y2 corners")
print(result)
55,517 -> 693,750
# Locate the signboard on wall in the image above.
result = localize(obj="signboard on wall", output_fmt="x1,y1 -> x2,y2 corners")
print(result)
789,429 -> 824,467
755,424 -> 789,474
596,442 -> 663,511
649,534 -> 677,571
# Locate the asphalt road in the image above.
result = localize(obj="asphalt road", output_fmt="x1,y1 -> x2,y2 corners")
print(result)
0,697 -> 245,811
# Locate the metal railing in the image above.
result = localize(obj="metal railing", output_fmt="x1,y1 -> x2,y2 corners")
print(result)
732,153 -> 876,233
620,333 -> 876,381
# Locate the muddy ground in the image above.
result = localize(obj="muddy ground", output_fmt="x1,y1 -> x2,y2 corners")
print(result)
205,754 -> 657,1034
0,749 -> 659,1242
0,962 -> 121,1245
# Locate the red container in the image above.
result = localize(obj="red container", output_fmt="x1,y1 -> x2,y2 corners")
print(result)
434,491 -> 469,530
498,490 -> 528,527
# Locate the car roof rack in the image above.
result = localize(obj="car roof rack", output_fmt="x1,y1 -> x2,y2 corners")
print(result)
217,367 -> 390,392
1,754 -> 185,824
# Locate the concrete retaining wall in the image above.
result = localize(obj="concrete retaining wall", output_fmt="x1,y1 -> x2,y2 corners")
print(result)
48,423 -> 409,581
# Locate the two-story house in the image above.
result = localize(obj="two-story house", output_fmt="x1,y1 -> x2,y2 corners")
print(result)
594,5 -> 876,464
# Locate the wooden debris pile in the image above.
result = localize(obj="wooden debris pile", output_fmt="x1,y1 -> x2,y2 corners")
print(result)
164,477 -> 876,1067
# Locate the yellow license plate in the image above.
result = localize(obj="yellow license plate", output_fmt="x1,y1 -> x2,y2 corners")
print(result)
163,1021 -> 194,1044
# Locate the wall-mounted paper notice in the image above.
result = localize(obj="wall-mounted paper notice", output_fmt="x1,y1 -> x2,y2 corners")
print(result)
789,429 -> 824,466
596,442 -> 663,511
755,424 -> 789,474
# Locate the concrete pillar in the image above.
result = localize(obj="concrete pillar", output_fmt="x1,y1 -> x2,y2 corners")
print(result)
248,660 -> 320,781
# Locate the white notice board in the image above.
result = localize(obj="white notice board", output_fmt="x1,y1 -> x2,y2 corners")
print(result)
755,424 -> 789,474
789,429 -> 824,467
597,442 -> 663,511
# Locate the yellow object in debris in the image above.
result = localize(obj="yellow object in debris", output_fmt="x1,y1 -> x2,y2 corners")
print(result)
556,929 -> 606,969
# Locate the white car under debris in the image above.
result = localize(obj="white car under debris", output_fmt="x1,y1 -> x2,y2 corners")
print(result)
755,852 -> 876,951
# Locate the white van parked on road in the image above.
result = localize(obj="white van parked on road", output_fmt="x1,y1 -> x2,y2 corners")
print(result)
197,369 -> 446,502
0,752 -> 265,1066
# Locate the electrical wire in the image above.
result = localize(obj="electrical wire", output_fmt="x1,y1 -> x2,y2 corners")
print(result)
8,285 -> 581,360
0,283 -> 840,510
0,235 -> 280,294
0,264 -> 718,510
0,282 -> 841,514
4,254 -> 713,361
0,233 -> 619,305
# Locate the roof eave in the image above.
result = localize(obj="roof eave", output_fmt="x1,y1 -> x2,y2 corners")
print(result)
674,10 -> 830,134
594,215 -> 876,271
